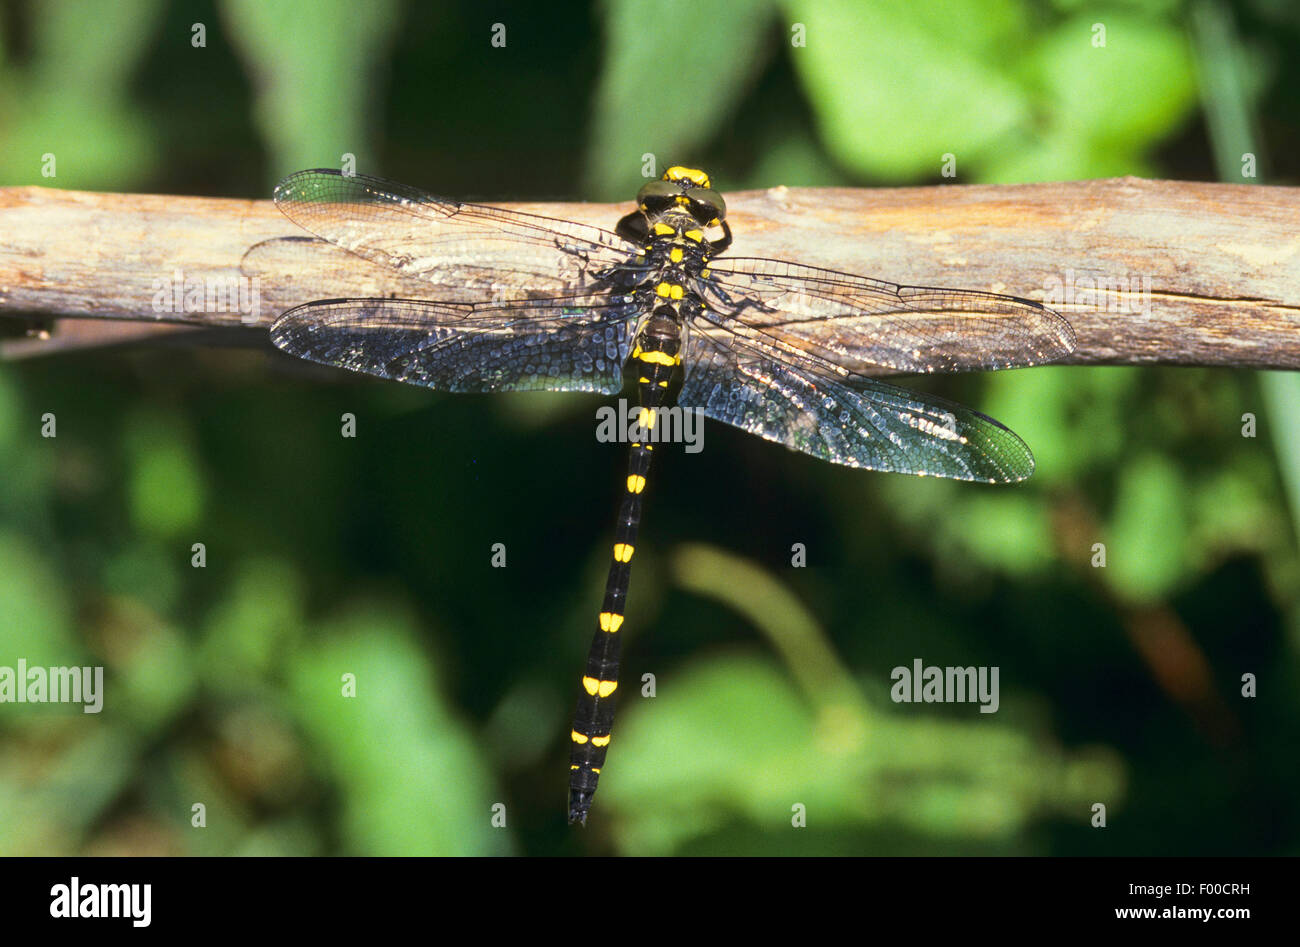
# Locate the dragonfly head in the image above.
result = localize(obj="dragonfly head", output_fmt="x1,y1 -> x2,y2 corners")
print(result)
630,166 -> 731,256
634,166 -> 728,231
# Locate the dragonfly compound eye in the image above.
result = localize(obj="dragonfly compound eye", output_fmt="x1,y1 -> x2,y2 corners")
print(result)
685,187 -> 726,225
636,179 -> 680,215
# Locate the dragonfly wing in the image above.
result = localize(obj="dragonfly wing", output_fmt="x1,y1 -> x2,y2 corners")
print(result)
699,257 -> 1076,374
274,170 -> 644,298
270,296 -> 639,394
679,314 -> 1035,482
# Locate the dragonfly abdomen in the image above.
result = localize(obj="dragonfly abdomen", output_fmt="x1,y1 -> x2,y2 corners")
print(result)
567,307 -> 682,825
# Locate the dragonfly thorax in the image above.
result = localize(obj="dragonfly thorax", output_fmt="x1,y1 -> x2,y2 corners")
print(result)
641,210 -> 717,272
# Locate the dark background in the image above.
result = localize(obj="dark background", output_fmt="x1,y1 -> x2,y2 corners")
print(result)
0,0 -> 1297,855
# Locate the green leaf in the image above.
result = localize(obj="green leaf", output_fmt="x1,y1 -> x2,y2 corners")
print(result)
223,0 -> 403,181
1027,14 -> 1196,149
287,606 -> 512,855
1104,453 -> 1189,603
124,409 -> 205,538
786,0 -> 1031,179
587,0 -> 778,197
0,534 -> 78,665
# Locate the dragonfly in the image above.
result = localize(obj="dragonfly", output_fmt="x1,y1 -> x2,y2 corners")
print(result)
267,166 -> 1076,825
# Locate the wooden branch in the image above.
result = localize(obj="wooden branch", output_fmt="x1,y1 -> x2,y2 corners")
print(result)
2,178 -> 1298,368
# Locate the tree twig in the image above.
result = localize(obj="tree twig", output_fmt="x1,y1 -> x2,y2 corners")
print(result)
2,178 -> 1298,368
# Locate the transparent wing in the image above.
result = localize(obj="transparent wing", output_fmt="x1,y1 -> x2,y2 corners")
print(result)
239,236 -> 450,317
270,295 -> 639,394
699,257 -> 1076,374
679,314 -> 1035,482
274,170 -> 644,299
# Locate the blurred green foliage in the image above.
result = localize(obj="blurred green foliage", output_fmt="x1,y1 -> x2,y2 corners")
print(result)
0,0 -> 1297,856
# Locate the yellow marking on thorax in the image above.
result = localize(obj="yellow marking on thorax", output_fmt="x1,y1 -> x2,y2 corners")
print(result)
652,222 -> 675,236
684,229 -> 704,243
655,281 -> 684,300
670,247 -> 683,263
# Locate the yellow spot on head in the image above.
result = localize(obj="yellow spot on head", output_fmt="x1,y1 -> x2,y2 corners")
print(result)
591,734 -> 612,748
599,612 -> 624,632
627,474 -> 646,494
665,166 -> 711,188
614,543 -> 634,562
570,730 -> 589,744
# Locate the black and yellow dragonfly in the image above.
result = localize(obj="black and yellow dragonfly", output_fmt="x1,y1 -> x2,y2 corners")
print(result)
268,166 -> 1076,824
